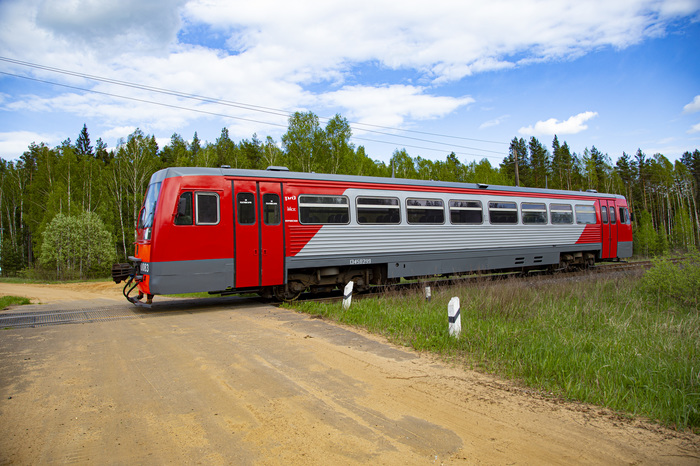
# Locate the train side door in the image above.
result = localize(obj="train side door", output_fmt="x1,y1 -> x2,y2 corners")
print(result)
599,199 -> 618,259
607,200 -> 618,258
258,182 -> 285,286
600,201 -> 610,258
233,180 -> 285,288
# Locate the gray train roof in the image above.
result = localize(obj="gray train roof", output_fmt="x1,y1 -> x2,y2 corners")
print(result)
149,166 -> 625,199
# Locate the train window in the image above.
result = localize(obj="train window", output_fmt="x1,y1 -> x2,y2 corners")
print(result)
263,193 -> 280,225
299,195 -> 349,224
488,201 -> 518,224
521,202 -> 547,224
237,193 -> 256,225
550,204 -> 573,224
575,205 -> 597,224
174,192 -> 193,225
406,198 -> 445,224
609,206 -> 616,224
619,207 -> 631,224
196,192 -> 220,225
139,181 -> 162,229
449,200 -> 482,224
357,197 -> 400,224
601,206 -> 608,224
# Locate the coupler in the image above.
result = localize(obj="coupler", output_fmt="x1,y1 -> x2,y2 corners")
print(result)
111,261 -> 152,307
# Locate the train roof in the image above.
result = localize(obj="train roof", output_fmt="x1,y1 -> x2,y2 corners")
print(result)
149,166 -> 626,200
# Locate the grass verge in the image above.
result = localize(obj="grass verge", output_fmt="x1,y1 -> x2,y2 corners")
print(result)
286,266 -> 700,430
0,295 -> 31,310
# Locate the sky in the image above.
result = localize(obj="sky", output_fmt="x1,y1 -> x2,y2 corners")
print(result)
0,0 -> 699,167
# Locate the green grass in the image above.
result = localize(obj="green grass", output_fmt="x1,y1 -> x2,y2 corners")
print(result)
286,268 -> 700,430
0,295 -> 31,309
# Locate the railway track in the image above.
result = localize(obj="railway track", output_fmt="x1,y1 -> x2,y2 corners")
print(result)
0,259 -> 663,328
0,295 -> 263,330
291,259 -> 658,304
0,304 -> 150,329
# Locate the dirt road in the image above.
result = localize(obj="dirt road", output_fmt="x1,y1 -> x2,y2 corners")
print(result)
1,282 -> 698,464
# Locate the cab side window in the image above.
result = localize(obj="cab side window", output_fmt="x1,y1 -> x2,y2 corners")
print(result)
175,191 -> 220,225
196,192 -> 220,225
174,192 -> 193,225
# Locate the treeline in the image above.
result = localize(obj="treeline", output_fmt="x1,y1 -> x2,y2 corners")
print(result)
1,111 -> 699,278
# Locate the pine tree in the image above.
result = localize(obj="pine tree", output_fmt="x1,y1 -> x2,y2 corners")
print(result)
76,124 -> 93,159
529,137 -> 549,188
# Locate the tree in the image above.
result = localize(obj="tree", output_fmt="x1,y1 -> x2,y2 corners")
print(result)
214,127 -> 237,167
282,111 -> 322,172
390,149 -> 417,179
110,129 -> 160,259
161,133 -> 190,167
95,138 -> 111,164
76,124 -> 93,159
263,136 -> 283,168
433,152 -> 462,182
551,136 -> 574,190
323,114 -> 354,174
634,149 -> 649,211
39,211 -> 115,279
529,137 -> 549,188
502,137 -> 528,186
239,134 -> 264,169
191,132 -> 202,161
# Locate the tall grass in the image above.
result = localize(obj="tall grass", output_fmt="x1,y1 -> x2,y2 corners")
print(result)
288,268 -> 700,430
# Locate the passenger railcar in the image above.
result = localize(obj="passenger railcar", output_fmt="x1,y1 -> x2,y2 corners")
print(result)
112,166 -> 633,303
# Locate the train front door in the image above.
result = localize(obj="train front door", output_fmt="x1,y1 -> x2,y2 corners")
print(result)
233,180 -> 285,288
599,199 -> 618,259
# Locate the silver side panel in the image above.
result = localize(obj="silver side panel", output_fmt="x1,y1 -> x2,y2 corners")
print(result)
295,190 -> 594,259
617,241 -> 633,258
294,224 -> 587,258
287,244 -> 601,279
148,258 -> 233,295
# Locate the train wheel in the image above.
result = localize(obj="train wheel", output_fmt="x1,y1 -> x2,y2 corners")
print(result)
273,285 -> 302,302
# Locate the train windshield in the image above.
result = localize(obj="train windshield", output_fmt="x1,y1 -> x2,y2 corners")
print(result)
138,181 -> 162,230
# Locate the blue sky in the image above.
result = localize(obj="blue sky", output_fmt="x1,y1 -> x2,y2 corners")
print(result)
0,0 -> 699,166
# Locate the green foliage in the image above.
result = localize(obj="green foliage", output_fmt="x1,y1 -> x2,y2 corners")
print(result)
39,211 -> 116,280
289,273 -> 700,429
638,253 -> 700,309
634,210 -> 669,256
282,111 -> 323,172
1,118 -> 700,280
0,237 -> 26,277
0,295 -> 31,309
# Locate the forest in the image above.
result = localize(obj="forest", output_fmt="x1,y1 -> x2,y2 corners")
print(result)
1,111 -> 699,279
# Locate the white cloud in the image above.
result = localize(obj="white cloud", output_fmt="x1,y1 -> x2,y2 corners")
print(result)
480,115 -> 510,130
317,85 -> 474,129
689,122 -> 700,134
683,95 -> 700,114
519,111 -> 599,136
0,131 -> 61,160
0,0 -> 698,157
35,0 -> 186,54
183,0 -> 700,82
101,126 -> 138,142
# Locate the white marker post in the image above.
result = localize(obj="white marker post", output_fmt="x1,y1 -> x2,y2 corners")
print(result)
342,281 -> 354,310
425,286 -> 431,302
448,297 -> 461,338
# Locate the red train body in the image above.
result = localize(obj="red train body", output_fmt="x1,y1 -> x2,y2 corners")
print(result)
113,167 -> 633,304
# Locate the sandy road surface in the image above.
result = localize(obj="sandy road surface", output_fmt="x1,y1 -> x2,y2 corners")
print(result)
0,282 -> 699,464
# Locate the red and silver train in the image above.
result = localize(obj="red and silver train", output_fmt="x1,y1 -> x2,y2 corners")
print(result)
112,166 -> 633,304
